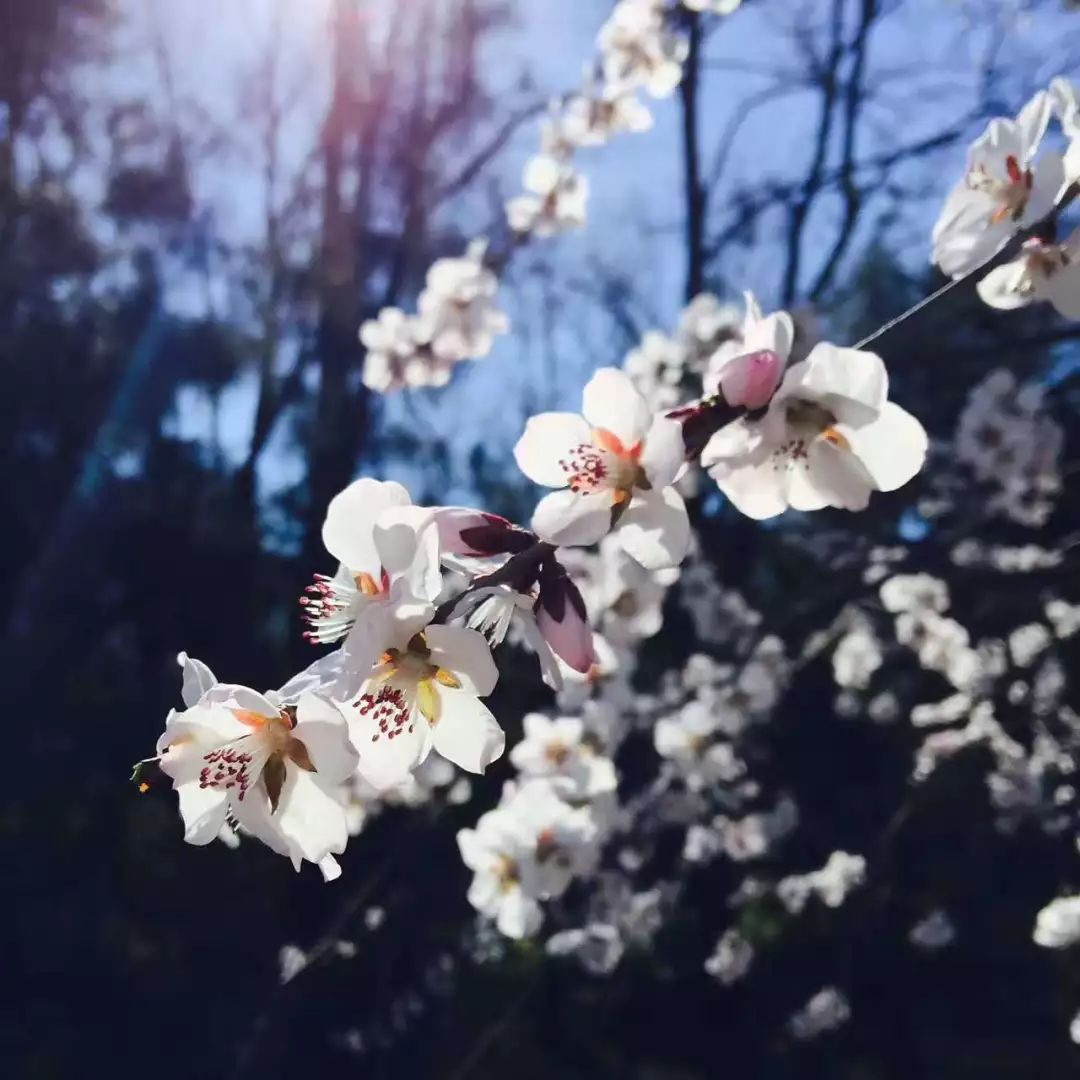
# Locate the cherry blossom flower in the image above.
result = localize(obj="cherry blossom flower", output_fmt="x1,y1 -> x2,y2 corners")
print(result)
702,343 -> 927,519
932,90 -> 1063,278
506,154 -> 588,238
976,231 -> 1080,318
559,80 -> 653,148
303,478 -> 441,690
156,659 -> 358,881
1034,894 -> 1080,948
457,779 -> 599,938
415,240 -> 509,363
514,367 -> 690,569
654,699 -> 747,792
598,0 -> 688,99
360,307 -> 452,393
509,713 -> 617,799
348,606 -> 504,790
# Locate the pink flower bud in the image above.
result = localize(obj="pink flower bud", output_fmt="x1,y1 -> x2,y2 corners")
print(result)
717,349 -> 782,409
435,508 -> 534,557
536,571 -> 594,673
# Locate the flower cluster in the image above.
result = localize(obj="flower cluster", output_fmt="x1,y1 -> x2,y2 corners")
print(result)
933,78 -> 1080,317
361,240 -> 509,392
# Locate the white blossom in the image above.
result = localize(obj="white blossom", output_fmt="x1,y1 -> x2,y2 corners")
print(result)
1034,894 -> 1080,948
909,909 -> 956,950
506,154 -> 588,238
977,232 -> 1080,318
932,90 -> 1063,278
704,927 -> 754,985
515,367 -> 690,569
703,343 -> 927,519
788,987 -> 851,1039
598,0 -> 688,99
415,240 -> 509,363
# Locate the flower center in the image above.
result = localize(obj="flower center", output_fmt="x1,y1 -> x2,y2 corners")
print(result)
968,154 -> 1033,225
560,427 -> 644,499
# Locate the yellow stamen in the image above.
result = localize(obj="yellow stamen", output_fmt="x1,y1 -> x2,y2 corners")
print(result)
356,572 -> 380,596
417,679 -> 440,725
138,782 -> 149,794
435,668 -> 461,689
822,427 -> 851,451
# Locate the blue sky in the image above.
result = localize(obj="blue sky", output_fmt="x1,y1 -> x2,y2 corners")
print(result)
98,0 -> 1080,513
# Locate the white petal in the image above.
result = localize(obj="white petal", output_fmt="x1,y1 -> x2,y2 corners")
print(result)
581,367 -> 651,447
532,488 -> 614,547
177,652 -> 217,707
425,624 -> 499,696
841,402 -> 928,493
513,412 -> 592,488
794,343 -> 888,419
976,261 -> 1034,310
293,694 -> 360,785
321,478 -> 412,573
352,691 -> 431,791
618,487 -> 690,570
232,788 -> 292,858
748,311 -> 795,362
639,415 -> 684,489
798,440 -> 872,511
176,783 -> 229,846
496,890 -> 542,939
276,649 -> 346,703
200,684 -> 280,720
1014,89 -> 1052,161
431,689 -> 506,774
708,446 -> 789,520
276,765 -> 349,864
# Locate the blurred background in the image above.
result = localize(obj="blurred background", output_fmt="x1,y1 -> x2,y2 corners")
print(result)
3,0 -> 1080,1076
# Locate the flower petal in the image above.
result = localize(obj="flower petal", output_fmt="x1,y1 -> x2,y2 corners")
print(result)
581,367 -> 651,447
352,689 -> 431,791
176,783 -> 229,846
840,402 -> 928,493
640,415 -> 684,489
532,488 -> 613,547
276,765 -> 349,865
617,487 -> 690,570
321,478 -> 412,573
425,624 -> 499,696
792,343 -> 888,419
292,694 -> 360,786
431,688 -> 506,774
177,652 -> 217,707
707,445 -> 788,520
514,412 -> 592,488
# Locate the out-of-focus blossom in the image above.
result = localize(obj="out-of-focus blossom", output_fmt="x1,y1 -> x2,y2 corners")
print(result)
415,240 -> 509,362
598,0 -> 688,99
704,928 -> 754,985
1034,894 -> 1080,948
909,909 -> 956,950
458,780 -> 599,938
788,987 -> 851,1040
506,154 -> 588,238
977,232 -> 1080,317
